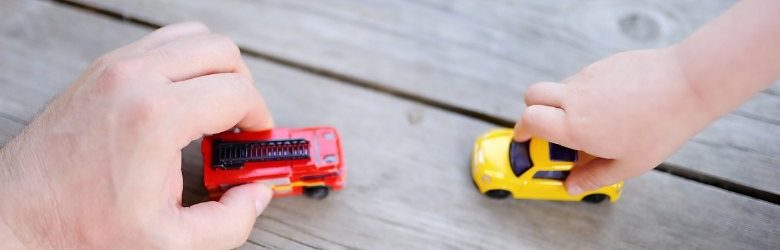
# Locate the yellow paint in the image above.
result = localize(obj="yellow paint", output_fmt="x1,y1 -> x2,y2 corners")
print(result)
271,181 -> 325,191
471,128 -> 622,202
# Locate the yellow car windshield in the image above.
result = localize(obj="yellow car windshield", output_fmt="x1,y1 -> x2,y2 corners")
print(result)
510,140 -> 578,180
509,140 -> 532,177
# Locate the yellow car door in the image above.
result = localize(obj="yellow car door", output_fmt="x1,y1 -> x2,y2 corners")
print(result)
518,167 -> 575,201
513,138 -> 580,201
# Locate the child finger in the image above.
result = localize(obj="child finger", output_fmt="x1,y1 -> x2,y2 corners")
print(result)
524,81 -> 565,108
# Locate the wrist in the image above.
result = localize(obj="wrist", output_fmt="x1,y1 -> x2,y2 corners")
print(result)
666,44 -> 723,122
0,146 -> 28,249
0,136 -> 73,249
671,0 -> 780,120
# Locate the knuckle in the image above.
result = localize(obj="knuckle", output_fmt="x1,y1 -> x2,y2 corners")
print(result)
521,106 -> 540,127
234,228 -> 253,247
228,73 -> 254,91
99,58 -> 144,86
572,62 -> 602,83
226,221 -> 254,249
91,59 -> 143,96
91,47 -> 133,70
150,47 -> 181,65
186,21 -> 210,33
219,73 -> 256,101
568,82 -> 587,98
523,84 -> 541,104
563,117 -> 585,147
119,92 -> 173,127
527,82 -> 548,91
565,110 -> 581,125
574,68 -> 594,82
186,216 -> 253,250
210,34 -> 241,58
92,77 -> 123,96
222,229 -> 251,249
576,169 -> 603,191
92,54 -> 116,71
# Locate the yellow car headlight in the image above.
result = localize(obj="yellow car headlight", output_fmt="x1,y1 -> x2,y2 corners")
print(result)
481,173 -> 492,183
481,171 -> 504,183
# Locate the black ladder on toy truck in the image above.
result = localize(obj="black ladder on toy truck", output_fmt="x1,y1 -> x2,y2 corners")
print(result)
212,139 -> 311,169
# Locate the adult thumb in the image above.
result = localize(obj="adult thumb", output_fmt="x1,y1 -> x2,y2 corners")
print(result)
178,183 -> 272,249
565,158 -> 625,195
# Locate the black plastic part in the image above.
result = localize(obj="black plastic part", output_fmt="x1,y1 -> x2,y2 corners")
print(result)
212,139 -> 310,170
304,186 -> 330,199
582,194 -> 608,203
485,190 -> 511,199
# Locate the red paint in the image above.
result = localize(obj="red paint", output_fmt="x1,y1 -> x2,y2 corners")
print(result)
202,127 -> 345,200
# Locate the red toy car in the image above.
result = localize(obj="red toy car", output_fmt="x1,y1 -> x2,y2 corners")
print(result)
202,127 -> 345,200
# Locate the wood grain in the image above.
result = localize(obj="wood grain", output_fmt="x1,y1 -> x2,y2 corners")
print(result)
66,0 -> 780,194
1,1 -> 778,249
0,115 -> 23,147
227,49 -> 780,250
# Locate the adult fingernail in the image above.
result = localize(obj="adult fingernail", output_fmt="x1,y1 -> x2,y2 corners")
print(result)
254,185 -> 272,216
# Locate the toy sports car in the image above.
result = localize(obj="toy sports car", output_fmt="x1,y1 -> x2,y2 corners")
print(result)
471,128 -> 622,203
202,127 -> 345,200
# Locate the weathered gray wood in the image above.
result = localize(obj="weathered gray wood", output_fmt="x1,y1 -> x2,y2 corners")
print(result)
1,1 -> 779,249
0,115 -> 23,147
68,0 -> 780,194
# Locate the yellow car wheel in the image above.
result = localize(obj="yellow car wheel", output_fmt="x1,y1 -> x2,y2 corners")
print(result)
485,190 -> 511,199
582,194 -> 608,203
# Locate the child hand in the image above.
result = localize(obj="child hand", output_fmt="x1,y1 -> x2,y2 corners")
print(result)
513,47 -> 713,195
516,0 -> 780,195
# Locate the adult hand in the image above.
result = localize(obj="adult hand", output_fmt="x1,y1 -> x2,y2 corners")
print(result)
0,22 -> 273,249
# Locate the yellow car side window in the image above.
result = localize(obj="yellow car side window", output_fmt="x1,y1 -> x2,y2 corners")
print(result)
549,143 -> 577,162
533,170 -> 570,180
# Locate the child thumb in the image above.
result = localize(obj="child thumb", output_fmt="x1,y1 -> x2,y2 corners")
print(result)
565,158 -> 625,195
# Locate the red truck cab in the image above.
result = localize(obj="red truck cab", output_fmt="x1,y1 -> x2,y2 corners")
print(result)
202,127 -> 345,200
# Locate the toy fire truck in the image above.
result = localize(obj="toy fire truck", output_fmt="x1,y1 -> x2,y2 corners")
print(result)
202,127 -> 345,200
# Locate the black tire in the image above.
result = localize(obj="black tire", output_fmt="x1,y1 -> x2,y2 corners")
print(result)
304,186 -> 330,199
485,190 -> 511,199
582,194 -> 608,203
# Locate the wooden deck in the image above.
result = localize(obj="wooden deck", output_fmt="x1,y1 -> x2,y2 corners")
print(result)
1,0 -> 778,249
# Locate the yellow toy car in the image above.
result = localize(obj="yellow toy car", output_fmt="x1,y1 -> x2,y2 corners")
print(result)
471,128 -> 622,203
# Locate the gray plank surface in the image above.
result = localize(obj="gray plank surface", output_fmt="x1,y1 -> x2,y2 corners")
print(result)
1,0 -> 779,249
68,0 -> 780,194
0,116 -> 23,147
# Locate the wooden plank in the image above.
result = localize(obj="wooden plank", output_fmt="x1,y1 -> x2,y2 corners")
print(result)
67,0 -> 780,194
1,1 -> 779,249
0,115 -> 24,147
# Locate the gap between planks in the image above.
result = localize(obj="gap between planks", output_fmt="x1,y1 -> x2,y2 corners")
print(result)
48,0 -> 780,205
